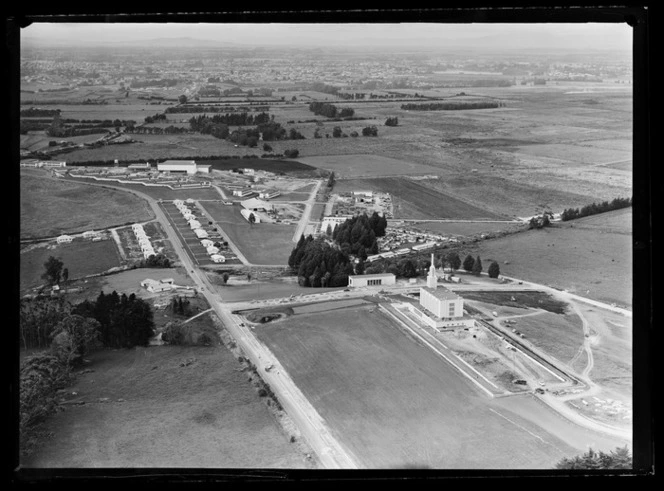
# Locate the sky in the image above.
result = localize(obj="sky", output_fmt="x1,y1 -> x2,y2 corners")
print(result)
20,22 -> 632,51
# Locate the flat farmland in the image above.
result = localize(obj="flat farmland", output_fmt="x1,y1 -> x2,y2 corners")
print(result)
253,303 -> 582,468
206,158 -> 322,176
200,202 -> 297,265
21,345 -> 313,469
20,239 -> 121,292
297,154 -> 443,178
20,103 -> 169,122
469,209 -> 632,307
334,177 -> 505,220
20,172 -> 154,238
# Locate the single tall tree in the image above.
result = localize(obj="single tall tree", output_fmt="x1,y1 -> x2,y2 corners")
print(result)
488,261 -> 500,278
462,254 -> 475,273
472,256 -> 483,276
42,256 -> 64,286
448,252 -> 461,272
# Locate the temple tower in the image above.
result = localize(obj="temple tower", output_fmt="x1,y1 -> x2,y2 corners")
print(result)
427,253 -> 437,289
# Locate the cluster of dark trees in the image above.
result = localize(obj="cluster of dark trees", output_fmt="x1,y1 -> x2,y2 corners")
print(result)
73,291 -> 155,348
20,108 -> 61,117
284,149 -> 300,158
188,115 -> 230,139
362,125 -> 379,136
385,117 -> 399,126
138,253 -> 172,268
130,78 -> 179,88
128,125 -> 189,135
310,82 -> 340,95
288,235 -> 354,287
61,118 -> 137,127
169,296 -> 193,317
308,102 -> 355,119
19,296 -> 72,350
463,255 -> 484,275
332,212 -> 387,258
327,171 -> 335,189
555,446 -> 631,470
561,197 -> 632,221
143,113 -> 167,124
400,101 -> 502,111
191,111 -> 271,127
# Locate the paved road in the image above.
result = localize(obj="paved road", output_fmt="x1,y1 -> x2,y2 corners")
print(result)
102,180 -> 358,468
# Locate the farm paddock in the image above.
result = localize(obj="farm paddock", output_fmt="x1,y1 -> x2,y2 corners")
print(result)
20,344 -> 315,469
251,302 -> 587,469
20,171 -> 154,239
468,208 -> 632,308
20,238 -> 122,292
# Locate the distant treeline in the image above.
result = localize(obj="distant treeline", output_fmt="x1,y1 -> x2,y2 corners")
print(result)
21,108 -> 61,117
129,78 -> 179,89
165,105 -> 271,114
46,127 -> 110,138
560,197 -> 632,221
191,112 -> 271,127
308,102 -> 355,119
401,101 -> 503,111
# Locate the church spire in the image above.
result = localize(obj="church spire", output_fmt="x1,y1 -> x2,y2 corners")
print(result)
427,252 -> 437,289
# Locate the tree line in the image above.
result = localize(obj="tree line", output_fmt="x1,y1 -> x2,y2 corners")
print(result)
561,197 -> 632,221
165,105 -> 271,114
308,101 -> 355,119
400,101 -> 503,111
129,78 -> 179,88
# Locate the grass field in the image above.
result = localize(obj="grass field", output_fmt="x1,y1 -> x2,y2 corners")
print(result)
253,303 -> 581,469
205,158 -> 323,176
20,344 -> 313,468
20,239 -> 122,292
468,209 -> 632,307
200,201 -> 297,265
334,177 -> 505,220
20,172 -> 154,238
298,154 -> 443,178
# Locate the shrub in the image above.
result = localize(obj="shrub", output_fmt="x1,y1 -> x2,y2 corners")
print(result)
162,322 -> 186,345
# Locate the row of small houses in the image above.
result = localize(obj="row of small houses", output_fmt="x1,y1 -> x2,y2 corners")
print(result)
132,223 -> 156,259
173,199 -> 226,263
56,230 -> 103,243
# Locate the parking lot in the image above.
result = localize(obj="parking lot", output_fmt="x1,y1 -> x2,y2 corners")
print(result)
160,202 -> 240,266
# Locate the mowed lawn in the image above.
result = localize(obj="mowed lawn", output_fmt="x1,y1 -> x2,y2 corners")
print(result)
20,345 -> 311,469
469,208 -> 632,307
20,239 -> 122,292
334,177 -> 505,220
254,303 -> 579,469
200,202 -> 296,265
21,173 -> 154,238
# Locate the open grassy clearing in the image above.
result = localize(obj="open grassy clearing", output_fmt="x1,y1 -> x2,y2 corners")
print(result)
468,209 -> 632,307
20,344 -> 313,469
200,201 -> 296,265
20,239 -> 122,292
298,153 -> 443,178
253,303 -> 579,469
334,177 -> 505,220
20,172 -> 154,238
